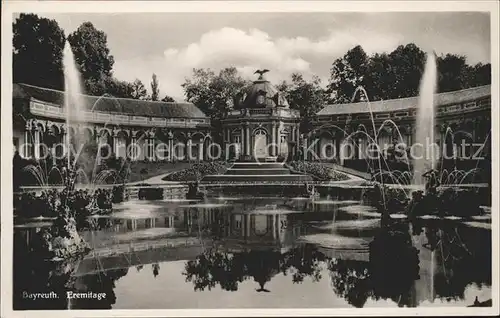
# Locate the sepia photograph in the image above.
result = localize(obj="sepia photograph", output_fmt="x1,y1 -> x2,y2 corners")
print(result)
1,1 -> 498,317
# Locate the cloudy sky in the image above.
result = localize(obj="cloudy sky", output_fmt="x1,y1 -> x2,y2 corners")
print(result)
35,12 -> 490,100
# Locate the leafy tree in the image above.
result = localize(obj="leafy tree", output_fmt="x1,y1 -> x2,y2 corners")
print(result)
130,79 -> 147,100
13,13 -> 66,90
363,53 -> 394,101
327,45 -> 369,103
78,75 -> 134,98
161,95 -> 176,102
436,53 -> 469,92
326,42 -> 491,104
67,22 -> 114,93
278,73 -> 327,133
466,62 -> 491,87
387,43 -> 426,99
182,67 -> 250,139
105,77 -> 134,98
150,73 -> 160,101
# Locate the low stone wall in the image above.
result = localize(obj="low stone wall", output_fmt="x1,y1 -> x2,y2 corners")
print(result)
126,184 -> 188,200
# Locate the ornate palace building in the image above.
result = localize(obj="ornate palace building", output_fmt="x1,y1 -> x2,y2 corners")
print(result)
13,83 -> 212,161
12,72 -> 491,171
310,84 -> 491,171
221,71 -> 301,161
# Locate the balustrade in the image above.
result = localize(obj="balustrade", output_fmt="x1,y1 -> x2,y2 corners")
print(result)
29,101 -> 209,128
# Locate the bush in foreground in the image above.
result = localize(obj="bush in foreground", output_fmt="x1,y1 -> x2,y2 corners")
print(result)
163,161 -> 229,182
287,161 -> 350,181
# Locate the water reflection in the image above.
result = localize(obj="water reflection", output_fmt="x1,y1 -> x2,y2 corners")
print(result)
183,245 -> 326,292
13,197 -> 491,309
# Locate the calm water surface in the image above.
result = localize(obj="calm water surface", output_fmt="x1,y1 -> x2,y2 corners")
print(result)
14,196 -> 492,309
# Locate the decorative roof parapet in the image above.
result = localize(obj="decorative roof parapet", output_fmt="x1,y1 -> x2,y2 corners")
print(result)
13,83 -> 207,119
317,85 -> 491,116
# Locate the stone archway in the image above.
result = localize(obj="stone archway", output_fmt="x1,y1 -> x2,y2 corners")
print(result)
115,130 -> 129,159
230,129 -> 242,159
279,134 -> 289,158
253,128 -> 268,158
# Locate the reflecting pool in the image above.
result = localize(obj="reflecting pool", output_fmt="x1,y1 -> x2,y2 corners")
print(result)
14,196 -> 491,309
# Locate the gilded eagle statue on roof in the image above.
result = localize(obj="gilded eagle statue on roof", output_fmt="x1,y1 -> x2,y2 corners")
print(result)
254,69 -> 270,80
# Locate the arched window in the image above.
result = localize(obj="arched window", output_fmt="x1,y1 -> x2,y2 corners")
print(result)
254,128 -> 267,136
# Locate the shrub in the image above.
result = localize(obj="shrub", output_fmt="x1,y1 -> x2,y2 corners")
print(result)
112,185 -> 127,203
138,187 -> 164,200
406,187 -> 483,218
287,161 -> 350,181
163,161 -> 229,182
14,188 -> 113,227
437,187 -> 482,217
363,185 -> 409,214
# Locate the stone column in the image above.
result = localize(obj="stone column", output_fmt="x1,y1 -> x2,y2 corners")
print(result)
303,137 -> 308,161
272,214 -> 277,240
61,128 -> 68,160
148,131 -> 156,161
339,137 -> 347,165
34,126 -> 40,159
246,214 -> 251,238
408,126 -> 413,147
23,123 -> 31,158
167,138 -> 173,162
358,137 -> 364,159
245,124 -> 250,157
112,132 -> 118,156
130,132 -> 137,161
276,124 -> 281,156
142,137 -> 148,161
295,126 -> 301,158
271,122 -> 277,156
151,137 -> 156,162
199,138 -> 204,161
240,127 -> 244,158
187,133 -> 193,162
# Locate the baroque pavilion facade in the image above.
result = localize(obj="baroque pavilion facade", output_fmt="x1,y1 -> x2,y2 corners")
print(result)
221,72 -> 301,161
12,71 -> 491,169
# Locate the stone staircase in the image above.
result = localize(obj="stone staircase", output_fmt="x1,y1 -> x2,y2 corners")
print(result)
202,162 -> 313,183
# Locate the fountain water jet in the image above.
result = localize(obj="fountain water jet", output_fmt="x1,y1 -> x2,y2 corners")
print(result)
63,40 -> 85,169
413,52 -> 438,186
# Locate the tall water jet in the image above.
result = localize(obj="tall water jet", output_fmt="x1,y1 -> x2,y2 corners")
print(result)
412,52 -> 438,186
63,40 -> 85,168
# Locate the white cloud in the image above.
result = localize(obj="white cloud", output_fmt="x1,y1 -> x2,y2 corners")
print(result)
114,24 -> 486,101
115,26 -> 403,100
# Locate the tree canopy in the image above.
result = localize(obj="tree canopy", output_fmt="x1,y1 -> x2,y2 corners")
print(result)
13,13 -> 66,90
327,43 -> 491,104
130,79 -> 147,100
182,67 -> 250,119
161,95 -> 176,102
182,67 -> 250,139
150,73 -> 160,101
13,14 -> 491,110
277,73 -> 327,132
13,14 -> 144,100
67,22 -> 114,83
